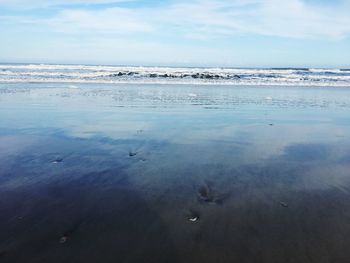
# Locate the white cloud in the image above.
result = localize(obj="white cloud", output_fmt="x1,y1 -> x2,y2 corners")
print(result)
1,0 -> 350,39
0,0 -> 133,7
48,8 -> 154,33
157,0 -> 350,39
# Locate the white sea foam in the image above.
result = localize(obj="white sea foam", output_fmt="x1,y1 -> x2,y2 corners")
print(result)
0,64 -> 349,86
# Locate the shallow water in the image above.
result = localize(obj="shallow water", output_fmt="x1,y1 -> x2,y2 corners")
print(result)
1,83 -> 350,263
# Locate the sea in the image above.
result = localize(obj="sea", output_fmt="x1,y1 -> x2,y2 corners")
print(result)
0,63 -> 350,86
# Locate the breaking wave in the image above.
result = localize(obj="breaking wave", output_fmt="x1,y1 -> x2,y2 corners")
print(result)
0,64 -> 350,86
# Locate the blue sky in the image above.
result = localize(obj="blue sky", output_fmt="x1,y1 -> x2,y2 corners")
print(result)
0,0 -> 349,67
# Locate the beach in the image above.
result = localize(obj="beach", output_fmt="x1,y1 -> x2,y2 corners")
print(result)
1,0 -> 350,260
1,81 -> 350,263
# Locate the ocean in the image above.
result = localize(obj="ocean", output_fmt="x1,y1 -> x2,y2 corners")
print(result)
1,63 -> 350,86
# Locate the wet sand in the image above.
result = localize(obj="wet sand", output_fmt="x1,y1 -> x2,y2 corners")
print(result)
1,83 -> 350,262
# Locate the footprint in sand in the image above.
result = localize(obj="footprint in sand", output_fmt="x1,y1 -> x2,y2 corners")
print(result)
197,183 -> 228,205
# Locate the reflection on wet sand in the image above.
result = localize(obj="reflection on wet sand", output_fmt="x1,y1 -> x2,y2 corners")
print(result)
1,83 -> 350,262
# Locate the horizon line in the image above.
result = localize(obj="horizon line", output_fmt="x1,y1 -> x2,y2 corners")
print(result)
1,61 -> 349,70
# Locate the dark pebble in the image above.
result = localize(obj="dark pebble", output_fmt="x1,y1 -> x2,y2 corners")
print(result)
52,158 -> 63,163
280,202 -> 288,208
129,152 -> 137,157
59,236 -> 68,244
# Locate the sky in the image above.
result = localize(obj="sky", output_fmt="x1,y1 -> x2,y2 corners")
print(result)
0,0 -> 349,68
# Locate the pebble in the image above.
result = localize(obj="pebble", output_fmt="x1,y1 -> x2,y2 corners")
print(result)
188,210 -> 200,222
129,152 -> 137,157
280,202 -> 288,208
189,216 -> 199,222
59,236 -> 68,244
52,158 -> 63,164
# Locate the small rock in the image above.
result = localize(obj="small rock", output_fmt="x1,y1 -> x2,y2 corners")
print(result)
280,202 -> 288,208
188,210 -> 200,222
129,151 -> 137,157
52,158 -> 63,164
59,236 -> 68,244
189,216 -> 199,222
